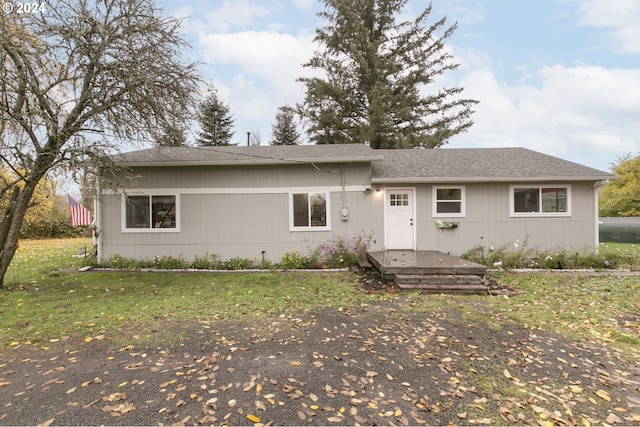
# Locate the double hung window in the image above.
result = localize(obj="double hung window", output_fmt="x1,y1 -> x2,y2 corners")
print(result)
433,186 -> 465,217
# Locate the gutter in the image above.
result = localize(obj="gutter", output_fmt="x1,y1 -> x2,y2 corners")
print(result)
372,175 -> 616,184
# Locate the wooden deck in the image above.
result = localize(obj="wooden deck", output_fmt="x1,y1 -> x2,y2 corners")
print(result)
366,250 -> 488,294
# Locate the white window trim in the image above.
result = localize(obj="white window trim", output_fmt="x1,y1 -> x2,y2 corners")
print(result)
509,184 -> 571,217
432,185 -> 466,218
121,190 -> 181,233
289,191 -> 331,232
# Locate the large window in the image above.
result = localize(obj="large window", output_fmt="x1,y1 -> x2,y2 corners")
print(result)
511,185 -> 570,216
124,194 -> 179,231
290,192 -> 330,230
433,186 -> 465,217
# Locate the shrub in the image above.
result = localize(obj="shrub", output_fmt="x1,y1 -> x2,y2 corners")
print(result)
218,257 -> 253,270
280,250 -> 304,270
311,231 -> 373,268
460,240 -> 640,270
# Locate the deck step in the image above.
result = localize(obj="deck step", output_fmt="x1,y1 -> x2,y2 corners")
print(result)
395,274 -> 488,294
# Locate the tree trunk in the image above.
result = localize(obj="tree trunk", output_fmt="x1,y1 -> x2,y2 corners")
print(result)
0,179 -> 41,288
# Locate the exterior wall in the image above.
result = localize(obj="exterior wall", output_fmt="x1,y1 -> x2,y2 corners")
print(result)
98,160 -> 600,262
393,181 -> 598,256
98,163 -> 385,262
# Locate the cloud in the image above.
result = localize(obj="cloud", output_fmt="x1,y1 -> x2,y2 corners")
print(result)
573,0 -> 640,54
451,64 -> 640,169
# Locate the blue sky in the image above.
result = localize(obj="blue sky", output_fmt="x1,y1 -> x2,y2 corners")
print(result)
161,0 -> 640,172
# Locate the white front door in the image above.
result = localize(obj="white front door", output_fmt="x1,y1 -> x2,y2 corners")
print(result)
384,188 -> 416,250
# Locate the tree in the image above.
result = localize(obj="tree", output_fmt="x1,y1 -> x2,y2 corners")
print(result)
297,0 -> 477,148
0,0 -> 200,287
196,89 -> 235,146
153,121 -> 188,147
599,154 -> 640,217
270,106 -> 301,145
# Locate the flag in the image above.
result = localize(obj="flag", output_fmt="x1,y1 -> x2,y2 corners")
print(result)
68,195 -> 93,227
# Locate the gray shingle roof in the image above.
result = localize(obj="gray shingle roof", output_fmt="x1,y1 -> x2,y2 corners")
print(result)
371,147 -> 614,182
110,144 -> 383,166
111,144 -> 613,182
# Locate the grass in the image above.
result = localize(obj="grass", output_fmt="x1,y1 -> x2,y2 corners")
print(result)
0,239 -> 397,346
481,272 -> 640,356
1,238 -> 639,358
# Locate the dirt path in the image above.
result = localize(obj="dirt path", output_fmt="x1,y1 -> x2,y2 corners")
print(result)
1,298 -> 639,426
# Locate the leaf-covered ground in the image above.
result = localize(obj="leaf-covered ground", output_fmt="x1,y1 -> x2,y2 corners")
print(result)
1,296 -> 638,426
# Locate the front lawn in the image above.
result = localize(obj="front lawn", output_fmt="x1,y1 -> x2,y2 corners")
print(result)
1,238 -> 638,358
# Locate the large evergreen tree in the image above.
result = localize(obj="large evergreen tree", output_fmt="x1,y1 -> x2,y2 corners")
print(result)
196,90 -> 235,146
270,106 -> 301,145
298,0 -> 477,148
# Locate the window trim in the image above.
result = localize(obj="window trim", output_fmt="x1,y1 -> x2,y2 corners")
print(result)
432,185 -> 466,218
121,191 -> 181,233
509,184 -> 571,217
289,191 -> 331,231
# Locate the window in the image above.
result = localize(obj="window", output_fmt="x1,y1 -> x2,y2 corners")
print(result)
124,194 -> 179,231
290,192 -> 330,230
389,193 -> 409,206
511,185 -> 570,216
433,186 -> 465,217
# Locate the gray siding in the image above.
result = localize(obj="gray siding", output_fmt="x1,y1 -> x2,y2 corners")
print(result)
409,182 -> 597,255
98,163 -> 384,262
99,161 -> 599,262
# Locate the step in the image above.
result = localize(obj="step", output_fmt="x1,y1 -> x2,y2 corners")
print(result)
397,283 -> 489,294
395,274 -> 488,294
395,274 -> 484,286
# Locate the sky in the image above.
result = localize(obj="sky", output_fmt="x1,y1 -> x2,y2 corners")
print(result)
160,0 -> 640,173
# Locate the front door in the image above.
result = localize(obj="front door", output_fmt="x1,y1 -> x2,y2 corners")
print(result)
384,188 -> 416,250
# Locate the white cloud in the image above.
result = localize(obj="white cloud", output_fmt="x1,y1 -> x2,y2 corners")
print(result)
451,64 -> 640,169
199,30 -> 314,92
574,0 -> 640,54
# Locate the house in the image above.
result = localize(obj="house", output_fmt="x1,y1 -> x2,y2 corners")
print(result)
95,144 -> 614,263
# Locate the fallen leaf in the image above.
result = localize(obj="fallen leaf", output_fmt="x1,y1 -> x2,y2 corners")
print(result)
503,369 -> 512,379
246,414 -> 260,423
595,390 -> 611,402
255,400 -> 266,411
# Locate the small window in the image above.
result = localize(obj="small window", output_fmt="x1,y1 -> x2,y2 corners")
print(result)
390,193 -> 409,206
511,185 -> 570,217
124,194 -> 179,231
290,192 -> 330,231
433,186 -> 465,217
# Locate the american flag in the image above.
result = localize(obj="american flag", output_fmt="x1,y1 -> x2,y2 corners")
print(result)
68,195 -> 93,227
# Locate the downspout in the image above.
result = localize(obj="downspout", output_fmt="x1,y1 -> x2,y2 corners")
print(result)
594,180 -> 608,251
95,174 -> 103,262
340,163 -> 349,220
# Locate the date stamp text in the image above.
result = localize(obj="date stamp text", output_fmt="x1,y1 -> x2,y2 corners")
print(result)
3,2 -> 47,14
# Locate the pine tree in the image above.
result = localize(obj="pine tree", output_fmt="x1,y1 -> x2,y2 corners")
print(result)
297,0 -> 478,148
270,106 -> 301,145
196,90 -> 235,146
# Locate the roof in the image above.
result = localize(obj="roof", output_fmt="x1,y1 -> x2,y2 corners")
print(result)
371,147 -> 614,183
109,144 -> 383,166
110,144 -> 614,182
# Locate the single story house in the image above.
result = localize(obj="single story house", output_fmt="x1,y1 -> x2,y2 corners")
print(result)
95,144 -> 614,263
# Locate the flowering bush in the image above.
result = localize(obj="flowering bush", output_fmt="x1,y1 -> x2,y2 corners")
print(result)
311,231 -> 373,268
280,250 -> 320,270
